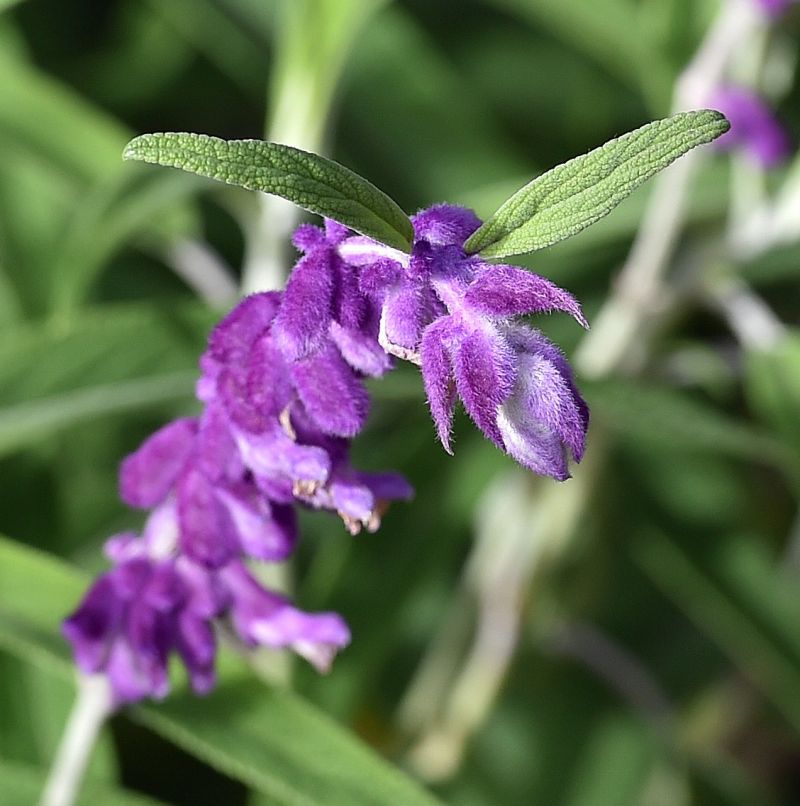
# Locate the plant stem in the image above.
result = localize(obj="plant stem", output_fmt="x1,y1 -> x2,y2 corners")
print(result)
40,675 -> 111,806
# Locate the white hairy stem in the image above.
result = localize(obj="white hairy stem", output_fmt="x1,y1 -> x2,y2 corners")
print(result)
40,675 -> 112,806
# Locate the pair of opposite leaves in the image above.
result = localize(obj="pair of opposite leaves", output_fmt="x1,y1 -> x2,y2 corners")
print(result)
124,109 -> 729,263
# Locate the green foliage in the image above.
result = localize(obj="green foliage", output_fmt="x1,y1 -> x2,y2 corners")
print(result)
124,134 -> 414,252
465,110 -> 729,258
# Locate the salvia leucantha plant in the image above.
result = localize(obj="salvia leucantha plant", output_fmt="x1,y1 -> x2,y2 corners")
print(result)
61,110 -> 730,706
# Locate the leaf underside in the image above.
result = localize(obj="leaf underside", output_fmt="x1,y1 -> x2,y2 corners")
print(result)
465,109 -> 730,259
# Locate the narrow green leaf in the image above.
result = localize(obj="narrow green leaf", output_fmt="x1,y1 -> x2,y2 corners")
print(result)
0,537 -> 440,806
0,372 -> 197,458
0,758 -> 165,806
124,133 -> 414,252
465,110 -> 729,259
586,379 -> 794,472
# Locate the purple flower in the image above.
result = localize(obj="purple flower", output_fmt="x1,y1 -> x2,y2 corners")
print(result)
340,204 -> 590,480
63,504 -> 350,706
712,86 -> 791,167
64,197 -> 587,706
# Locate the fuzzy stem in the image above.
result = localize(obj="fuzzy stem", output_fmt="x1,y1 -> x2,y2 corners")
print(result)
40,675 -> 112,806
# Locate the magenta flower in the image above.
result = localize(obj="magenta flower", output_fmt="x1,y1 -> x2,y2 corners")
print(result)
712,86 -> 791,167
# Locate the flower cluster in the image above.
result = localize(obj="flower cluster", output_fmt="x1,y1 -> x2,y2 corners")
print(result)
64,205 -> 589,705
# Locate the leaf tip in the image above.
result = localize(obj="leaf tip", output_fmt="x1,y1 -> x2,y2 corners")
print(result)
122,134 -> 148,162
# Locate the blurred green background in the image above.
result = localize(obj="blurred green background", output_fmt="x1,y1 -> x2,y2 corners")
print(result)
1,0 -> 800,804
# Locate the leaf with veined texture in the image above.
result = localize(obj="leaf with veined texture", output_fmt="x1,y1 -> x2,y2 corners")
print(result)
465,110 -> 729,259
124,133 -> 414,252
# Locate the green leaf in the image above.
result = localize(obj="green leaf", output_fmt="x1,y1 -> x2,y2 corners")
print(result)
586,379 -> 794,472
464,110 -> 729,259
0,757 -> 165,806
0,537 -> 440,806
124,133 -> 414,252
0,372 -> 196,458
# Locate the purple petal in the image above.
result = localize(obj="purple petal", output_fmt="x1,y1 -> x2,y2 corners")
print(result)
110,558 -> 152,601
220,332 -> 293,433
208,292 -> 281,365
381,283 -> 434,357
506,326 -> 589,437
756,0 -> 794,18
63,575 -> 123,673
177,557 -> 229,619
105,639 -> 153,705
330,320 -> 393,377
452,325 -> 516,448
290,344 -> 369,438
103,532 -> 140,564
143,563 -> 186,612
332,259 -> 368,330
330,478 -> 375,532
177,469 -> 239,568
175,611 -> 216,695
420,317 -> 458,453
233,423 -> 331,488
194,403 -> 242,482
358,471 -> 414,502
324,219 -> 350,243
465,264 -> 588,327
712,86 -> 791,167
125,601 -> 172,699
292,223 -> 326,253
119,418 -> 198,509
412,204 -> 482,247
223,562 -> 350,672
272,250 -> 334,360
496,340 -> 588,479
215,484 -> 298,561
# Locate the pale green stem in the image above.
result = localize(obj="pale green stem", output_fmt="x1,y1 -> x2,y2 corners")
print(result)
40,675 -> 111,806
402,463 -> 594,780
241,0 -> 387,293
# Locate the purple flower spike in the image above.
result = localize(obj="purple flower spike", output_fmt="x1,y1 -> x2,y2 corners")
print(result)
712,86 -> 791,167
